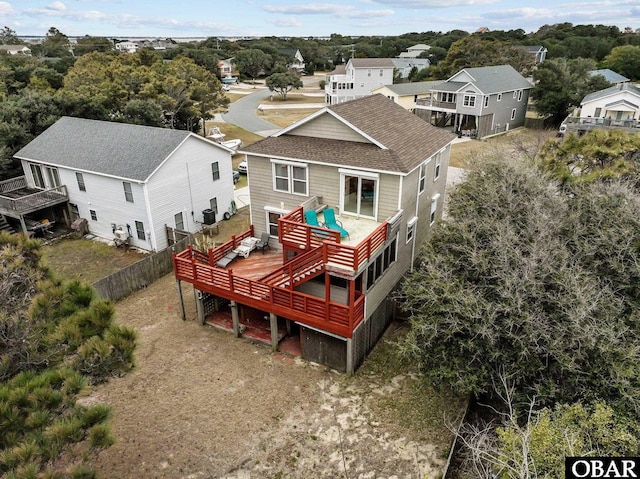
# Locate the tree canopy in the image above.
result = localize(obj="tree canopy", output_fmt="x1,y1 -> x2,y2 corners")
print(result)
0,233 -> 136,477
399,157 -> 640,415
265,71 -> 303,100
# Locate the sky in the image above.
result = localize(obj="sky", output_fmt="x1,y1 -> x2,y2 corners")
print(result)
2,0 -> 639,39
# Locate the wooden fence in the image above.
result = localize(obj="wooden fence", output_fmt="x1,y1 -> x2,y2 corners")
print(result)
92,235 -> 192,302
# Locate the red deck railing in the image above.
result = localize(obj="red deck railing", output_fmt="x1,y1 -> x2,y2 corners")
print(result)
172,207 -> 389,338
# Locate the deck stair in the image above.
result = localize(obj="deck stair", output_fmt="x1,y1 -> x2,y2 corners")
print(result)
0,215 -> 15,234
259,248 -> 324,288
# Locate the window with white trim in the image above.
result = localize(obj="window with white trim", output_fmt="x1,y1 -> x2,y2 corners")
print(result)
463,94 -> 476,107
174,212 -> 184,230
210,197 -> 218,215
30,164 -> 44,189
272,161 -> 308,195
497,93 -> 502,101
123,182 -> 133,202
511,108 -> 517,120
76,172 -> 86,192
366,235 -> 398,290
368,69 -> 371,77
379,69 -> 383,76
135,221 -> 146,240
407,216 -> 417,243
434,152 -> 442,181
267,209 -> 284,237
430,194 -> 440,225
517,89 -> 523,101
211,162 -> 220,181
513,90 -> 517,99
484,96 -> 489,108
90,209 -> 97,221
418,161 -> 427,193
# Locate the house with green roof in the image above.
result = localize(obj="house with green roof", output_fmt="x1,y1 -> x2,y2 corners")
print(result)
8,117 -> 236,251
414,64 -> 533,139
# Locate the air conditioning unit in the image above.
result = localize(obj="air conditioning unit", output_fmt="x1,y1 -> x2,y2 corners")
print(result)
114,226 -> 130,246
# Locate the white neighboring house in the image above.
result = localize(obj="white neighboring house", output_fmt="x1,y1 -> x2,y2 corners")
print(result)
115,41 -> 139,53
0,45 -> 32,56
588,69 -> 630,86
278,48 -> 306,73
580,83 -> 640,121
325,58 -> 395,105
398,44 -> 431,58
14,117 -> 236,252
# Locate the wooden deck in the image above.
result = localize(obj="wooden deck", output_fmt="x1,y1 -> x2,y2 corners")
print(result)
220,248 -> 284,279
0,177 -> 68,217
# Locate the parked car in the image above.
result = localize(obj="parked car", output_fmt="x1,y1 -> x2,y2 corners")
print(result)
237,160 -> 247,174
233,170 -> 240,183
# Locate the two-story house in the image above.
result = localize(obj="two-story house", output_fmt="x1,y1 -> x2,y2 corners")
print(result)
325,58 -> 395,105
172,94 -> 456,372
414,64 -> 533,139
8,117 -> 236,251
278,48 -> 306,73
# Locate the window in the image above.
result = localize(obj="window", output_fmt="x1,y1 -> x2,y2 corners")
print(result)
45,167 -> 60,188
595,107 -> 602,117
76,172 -> 86,191
484,96 -> 489,108
69,203 -> 79,220
123,182 -> 133,202
513,90 -> 518,99
434,152 -> 442,180
418,161 -> 428,193
210,197 -> 218,215
511,108 -> 517,120
430,194 -> 440,225
463,94 -> 476,107
90,209 -> 97,221
517,90 -> 523,101
406,217 -> 417,243
367,69 -> 371,77
272,161 -> 308,195
174,212 -> 184,230
211,162 -> 220,181
379,69 -> 383,76
135,221 -> 146,240
497,93 -> 502,101
267,210 -> 283,236
30,164 -> 44,189
442,92 -> 456,103
366,235 -> 398,289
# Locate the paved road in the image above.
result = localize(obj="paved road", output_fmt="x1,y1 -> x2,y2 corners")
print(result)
221,86 -> 279,136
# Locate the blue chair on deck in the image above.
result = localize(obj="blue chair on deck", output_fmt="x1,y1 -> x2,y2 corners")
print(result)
305,209 -> 330,239
323,208 -> 349,239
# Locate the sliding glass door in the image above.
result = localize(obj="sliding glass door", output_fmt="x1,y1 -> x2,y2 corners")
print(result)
341,171 -> 377,219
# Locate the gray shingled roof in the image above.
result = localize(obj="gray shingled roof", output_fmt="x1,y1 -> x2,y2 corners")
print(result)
433,81 -> 467,93
451,65 -> 532,94
15,117 -> 197,182
589,69 -> 630,84
380,81 -> 442,96
349,58 -> 396,68
582,83 -> 640,104
243,94 -> 456,174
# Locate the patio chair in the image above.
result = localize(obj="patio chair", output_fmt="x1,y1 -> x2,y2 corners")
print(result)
323,208 -> 349,239
216,250 -> 238,268
304,209 -> 321,227
255,232 -> 270,254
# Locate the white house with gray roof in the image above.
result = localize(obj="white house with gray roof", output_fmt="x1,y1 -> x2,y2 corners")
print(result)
325,58 -> 395,105
414,64 -> 533,139
589,69 -> 629,85
13,117 -> 235,251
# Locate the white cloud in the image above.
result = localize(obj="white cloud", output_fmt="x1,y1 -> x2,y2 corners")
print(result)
370,0 -> 498,7
0,2 -> 13,15
46,1 -> 66,11
271,17 -> 303,27
263,3 -> 393,19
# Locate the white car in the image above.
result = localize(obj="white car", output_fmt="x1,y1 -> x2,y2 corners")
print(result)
237,160 -> 247,174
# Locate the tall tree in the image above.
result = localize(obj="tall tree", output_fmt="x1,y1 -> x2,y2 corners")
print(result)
235,48 -> 271,81
399,158 -> 640,415
265,71 -> 303,100
600,45 -> 640,81
531,57 -> 611,124
0,26 -> 20,45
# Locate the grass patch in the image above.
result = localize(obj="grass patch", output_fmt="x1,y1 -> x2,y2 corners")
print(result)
260,108 -> 322,128
42,238 -> 145,284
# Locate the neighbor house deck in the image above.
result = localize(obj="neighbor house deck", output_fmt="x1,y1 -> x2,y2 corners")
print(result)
173,206 -> 389,338
0,176 -> 68,217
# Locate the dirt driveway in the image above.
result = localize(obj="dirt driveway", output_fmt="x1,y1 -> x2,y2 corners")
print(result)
82,271 -> 463,479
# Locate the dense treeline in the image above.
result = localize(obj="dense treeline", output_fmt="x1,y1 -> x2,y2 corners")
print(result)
1,21 -> 639,179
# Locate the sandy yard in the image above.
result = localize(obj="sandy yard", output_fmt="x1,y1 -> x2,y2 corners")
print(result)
81,272 -> 463,479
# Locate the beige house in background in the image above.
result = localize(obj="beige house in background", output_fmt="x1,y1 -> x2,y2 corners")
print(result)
372,81 -> 442,111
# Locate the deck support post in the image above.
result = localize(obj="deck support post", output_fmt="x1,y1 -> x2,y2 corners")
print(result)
175,279 -> 186,320
230,301 -> 241,337
346,338 -> 354,375
195,290 -> 205,325
18,215 -> 27,235
270,313 -> 279,352
285,319 -> 292,335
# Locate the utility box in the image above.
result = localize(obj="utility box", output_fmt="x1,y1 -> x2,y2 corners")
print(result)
202,209 -> 216,225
